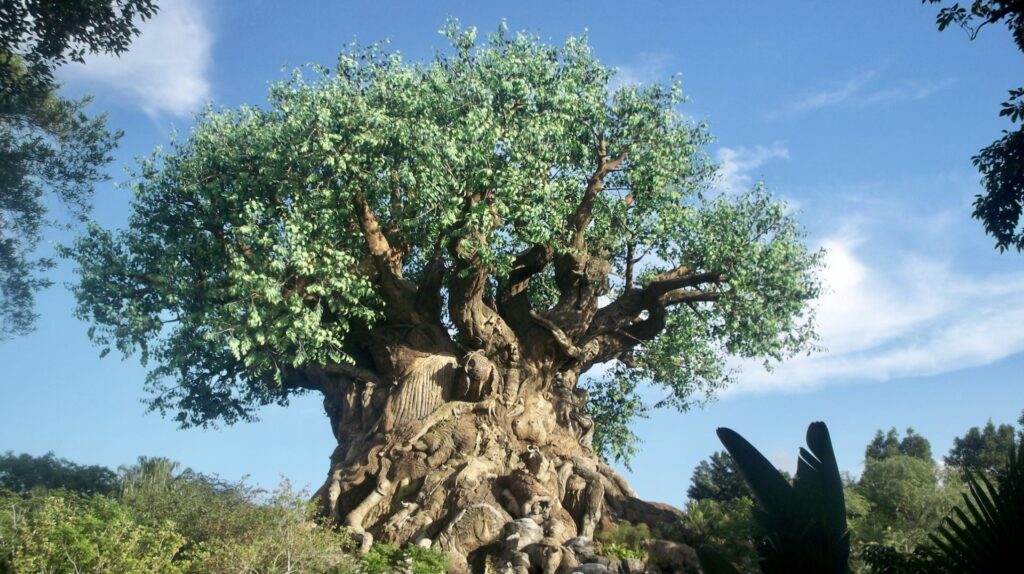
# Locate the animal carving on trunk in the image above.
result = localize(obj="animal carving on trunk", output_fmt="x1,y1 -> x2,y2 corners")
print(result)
457,350 -> 500,403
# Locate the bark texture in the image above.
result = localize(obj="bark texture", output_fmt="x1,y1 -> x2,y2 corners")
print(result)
311,338 -> 693,573
292,151 -> 715,573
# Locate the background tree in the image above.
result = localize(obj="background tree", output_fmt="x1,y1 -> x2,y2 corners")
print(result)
864,427 -> 932,462
945,417 -> 1018,479
0,0 -> 157,338
684,451 -> 767,572
64,23 -> 822,570
688,451 -> 752,503
852,456 -> 960,553
0,451 -> 118,495
845,427 -> 960,571
923,1 -> 1024,251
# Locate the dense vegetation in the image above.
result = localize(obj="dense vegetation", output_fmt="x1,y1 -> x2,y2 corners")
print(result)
0,453 -> 448,574
3,410 -> 1020,572
686,410 -> 1023,574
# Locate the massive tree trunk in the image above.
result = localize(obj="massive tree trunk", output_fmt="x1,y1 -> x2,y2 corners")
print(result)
296,155 -> 715,573
307,320 -> 689,573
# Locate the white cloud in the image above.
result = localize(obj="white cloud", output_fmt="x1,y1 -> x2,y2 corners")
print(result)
611,53 -> 674,89
715,143 -> 790,193
787,70 -> 878,115
62,0 -> 212,118
771,70 -> 954,118
731,227 -> 1024,394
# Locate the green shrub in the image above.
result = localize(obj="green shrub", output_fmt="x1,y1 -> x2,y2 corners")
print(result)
597,523 -> 651,562
0,490 -> 187,573
684,497 -> 759,571
401,544 -> 450,574
358,543 -> 448,574
0,454 -> 452,574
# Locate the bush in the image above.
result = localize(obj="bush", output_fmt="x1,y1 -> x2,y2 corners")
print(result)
597,523 -> 651,562
358,543 -> 449,574
684,497 -> 759,571
0,489 -> 187,573
0,454 -> 453,574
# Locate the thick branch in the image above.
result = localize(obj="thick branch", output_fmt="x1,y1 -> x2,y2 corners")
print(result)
496,244 -> 552,334
585,269 -> 726,345
322,362 -> 387,386
353,191 -> 418,323
448,254 -> 520,362
446,192 -> 521,362
353,190 -> 400,274
547,143 -> 626,330
528,310 -> 599,363
566,144 -> 628,251
413,243 -> 446,324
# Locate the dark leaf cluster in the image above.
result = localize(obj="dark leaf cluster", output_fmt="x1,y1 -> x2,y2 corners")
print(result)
924,1 -> 1024,251
1,1 -> 154,338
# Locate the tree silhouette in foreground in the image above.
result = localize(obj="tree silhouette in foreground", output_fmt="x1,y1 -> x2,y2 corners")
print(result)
0,0 -> 157,339
924,0 -> 1024,251
64,23 -> 821,571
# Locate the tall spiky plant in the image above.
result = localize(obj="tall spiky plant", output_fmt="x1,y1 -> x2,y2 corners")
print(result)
698,422 -> 850,574
927,441 -> 1024,572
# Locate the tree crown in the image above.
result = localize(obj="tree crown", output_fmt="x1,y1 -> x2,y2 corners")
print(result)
65,23 -> 822,441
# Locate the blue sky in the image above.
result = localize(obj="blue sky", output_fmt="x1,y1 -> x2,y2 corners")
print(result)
2,0 -> 1022,508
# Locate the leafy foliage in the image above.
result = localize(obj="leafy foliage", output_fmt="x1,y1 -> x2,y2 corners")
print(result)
0,490 -> 188,574
0,1 -> 155,338
688,451 -> 752,503
0,451 -> 117,496
864,428 -> 932,462
583,371 -> 648,466
945,418 -> 1018,480
851,456 -> 961,553
63,22 -> 822,465
923,1 -> 1024,251
0,0 -> 158,89
358,543 -> 448,574
685,497 -> 760,571
1,452 -> 458,573
596,522 -> 652,562
860,544 -> 935,574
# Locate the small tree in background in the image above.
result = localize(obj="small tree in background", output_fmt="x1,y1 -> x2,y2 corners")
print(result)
0,451 -> 118,496
688,451 -> 752,503
945,418 -> 1018,480
864,428 -> 932,462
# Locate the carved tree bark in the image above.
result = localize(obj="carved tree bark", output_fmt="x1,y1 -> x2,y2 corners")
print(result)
303,155 -> 714,573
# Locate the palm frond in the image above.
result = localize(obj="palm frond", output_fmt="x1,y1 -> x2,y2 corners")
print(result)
927,441 -> 1024,573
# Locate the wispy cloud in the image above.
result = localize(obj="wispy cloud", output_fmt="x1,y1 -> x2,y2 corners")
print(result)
62,0 -> 213,118
731,224 -> 1024,394
715,143 -> 790,193
611,53 -> 674,89
771,70 -> 954,118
